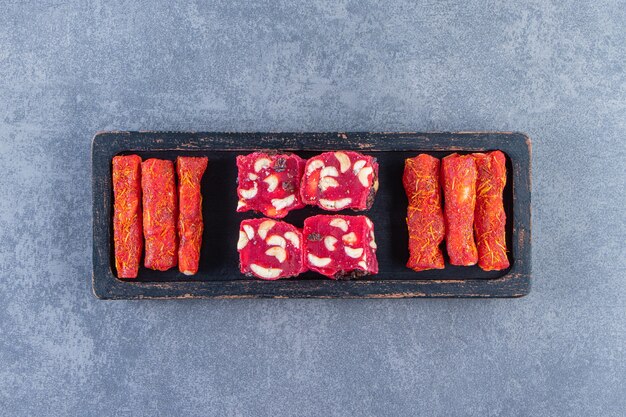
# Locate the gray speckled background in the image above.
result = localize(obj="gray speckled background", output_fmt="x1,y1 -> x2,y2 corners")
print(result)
1,1 -> 625,416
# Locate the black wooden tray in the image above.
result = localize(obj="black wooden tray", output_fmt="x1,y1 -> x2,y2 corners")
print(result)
92,132 -> 531,299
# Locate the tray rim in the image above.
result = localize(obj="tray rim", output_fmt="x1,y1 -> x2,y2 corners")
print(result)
92,131 -> 532,299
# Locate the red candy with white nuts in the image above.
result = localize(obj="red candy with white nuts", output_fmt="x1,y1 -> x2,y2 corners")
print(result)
236,152 -> 306,218
303,215 -> 378,279
237,218 -> 306,280
300,151 -> 379,211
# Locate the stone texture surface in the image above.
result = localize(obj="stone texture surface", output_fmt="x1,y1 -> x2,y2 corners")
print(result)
1,1 -> 625,416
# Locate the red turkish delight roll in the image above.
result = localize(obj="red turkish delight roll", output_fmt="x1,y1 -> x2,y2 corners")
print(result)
442,154 -> 478,266
473,151 -> 510,271
303,215 -> 378,279
236,152 -> 306,218
300,151 -> 379,211
403,154 -> 445,271
237,218 -> 306,280
142,158 -> 178,271
177,156 -> 208,275
112,155 -> 143,278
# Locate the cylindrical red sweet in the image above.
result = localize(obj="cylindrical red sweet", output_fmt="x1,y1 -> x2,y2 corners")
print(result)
112,155 -> 143,278
442,153 -> 478,266
473,151 -> 510,271
177,156 -> 208,275
403,154 -> 445,271
142,158 -> 177,271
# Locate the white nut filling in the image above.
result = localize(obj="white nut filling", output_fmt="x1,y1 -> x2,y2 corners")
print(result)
263,174 -> 279,192
358,166 -> 373,187
334,152 -> 351,173
369,229 -> 377,248
329,218 -> 349,232
358,260 -> 368,270
266,235 -> 286,248
334,198 -> 352,209
250,264 -> 282,279
342,232 -> 357,245
254,157 -> 271,173
237,230 -> 249,250
239,182 -> 258,199
324,236 -> 338,251
236,200 -> 247,210
243,224 -> 255,240
257,220 -> 276,240
352,160 -> 367,174
344,246 -> 364,258
265,246 -> 287,263
248,173 -> 258,181
271,194 -> 296,210
284,231 -> 300,248
319,176 -> 339,191
306,159 -> 325,175
308,253 -> 332,267
365,217 -> 373,228
320,166 -> 339,178
319,197 -> 352,210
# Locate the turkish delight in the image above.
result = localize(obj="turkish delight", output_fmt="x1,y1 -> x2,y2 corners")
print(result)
238,218 -> 306,280
303,215 -> 378,279
300,151 -> 379,211
236,152 -> 306,218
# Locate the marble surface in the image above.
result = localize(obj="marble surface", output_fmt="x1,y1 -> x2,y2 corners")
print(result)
1,1 -> 624,416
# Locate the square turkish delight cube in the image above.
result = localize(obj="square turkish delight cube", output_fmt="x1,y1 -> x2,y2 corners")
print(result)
236,152 -> 306,218
300,151 -> 379,211
237,218 -> 306,280
303,215 -> 378,279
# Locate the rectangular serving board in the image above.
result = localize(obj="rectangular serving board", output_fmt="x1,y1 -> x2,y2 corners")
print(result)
92,132 -> 531,299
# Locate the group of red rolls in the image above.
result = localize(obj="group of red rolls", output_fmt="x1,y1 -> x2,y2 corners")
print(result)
112,155 -> 208,278
403,151 -> 509,272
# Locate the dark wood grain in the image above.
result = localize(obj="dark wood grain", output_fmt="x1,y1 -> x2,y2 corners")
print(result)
92,132 -> 531,299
